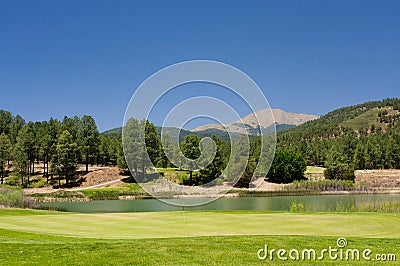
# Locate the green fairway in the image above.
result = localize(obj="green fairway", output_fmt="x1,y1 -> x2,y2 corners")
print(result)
0,209 -> 399,265
0,210 -> 400,239
0,230 -> 398,265
1,209 -> 400,239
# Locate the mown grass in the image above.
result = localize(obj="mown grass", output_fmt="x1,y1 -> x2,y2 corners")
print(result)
305,166 -> 325,174
0,229 -> 399,265
81,183 -> 145,200
0,209 -> 399,265
1,209 -> 400,239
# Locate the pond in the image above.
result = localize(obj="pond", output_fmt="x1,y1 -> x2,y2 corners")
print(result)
41,193 -> 400,213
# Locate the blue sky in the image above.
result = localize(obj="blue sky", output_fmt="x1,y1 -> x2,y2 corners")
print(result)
0,0 -> 399,131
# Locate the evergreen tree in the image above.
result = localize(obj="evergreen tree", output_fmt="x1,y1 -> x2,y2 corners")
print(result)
144,120 -> 161,168
0,110 -> 13,135
159,134 -> 177,168
9,115 -> 25,145
324,145 -> 354,180
13,137 -> 29,186
122,118 -> 141,176
78,115 -> 100,173
0,133 -> 12,184
14,124 -> 36,183
51,130 -> 78,185
353,142 -> 365,170
224,136 -> 250,185
199,135 -> 226,185
180,134 -> 201,185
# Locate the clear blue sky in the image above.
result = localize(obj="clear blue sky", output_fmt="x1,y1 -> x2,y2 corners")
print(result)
0,0 -> 399,131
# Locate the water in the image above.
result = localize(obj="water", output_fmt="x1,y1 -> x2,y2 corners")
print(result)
40,194 -> 400,213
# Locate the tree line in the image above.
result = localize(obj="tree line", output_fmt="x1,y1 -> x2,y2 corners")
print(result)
1,110 -> 307,188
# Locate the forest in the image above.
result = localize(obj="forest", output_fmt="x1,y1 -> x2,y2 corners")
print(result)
277,98 -> 400,179
0,112 -> 122,186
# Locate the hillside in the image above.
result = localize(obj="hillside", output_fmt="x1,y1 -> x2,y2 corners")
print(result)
102,127 -> 122,138
277,98 -> 400,171
279,98 -> 400,141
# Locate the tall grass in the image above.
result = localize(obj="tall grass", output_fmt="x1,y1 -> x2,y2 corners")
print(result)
0,186 -> 37,208
286,179 -> 373,192
288,199 -> 400,213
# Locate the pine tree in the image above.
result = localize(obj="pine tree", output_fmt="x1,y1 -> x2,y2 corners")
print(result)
78,115 -> 100,173
51,130 -> 78,186
122,118 -> 141,176
0,133 -> 12,184
144,120 -> 161,169
13,138 -> 29,186
199,135 -> 226,185
180,134 -> 201,185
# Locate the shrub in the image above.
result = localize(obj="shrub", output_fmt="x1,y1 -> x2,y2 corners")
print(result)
324,164 -> 355,181
267,149 -> 307,184
290,200 -> 305,212
5,175 -> 21,186
0,186 -> 25,208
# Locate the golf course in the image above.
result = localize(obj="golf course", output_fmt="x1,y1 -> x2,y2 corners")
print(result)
1,1 -> 400,265
1,209 -> 399,265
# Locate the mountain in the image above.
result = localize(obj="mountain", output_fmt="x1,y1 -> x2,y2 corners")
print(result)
104,109 -> 317,140
190,109 -> 319,135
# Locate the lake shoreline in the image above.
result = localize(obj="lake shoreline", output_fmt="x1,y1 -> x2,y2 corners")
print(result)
32,188 -> 400,203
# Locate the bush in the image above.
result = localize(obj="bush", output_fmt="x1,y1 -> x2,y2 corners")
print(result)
0,186 -> 25,208
290,200 -> 305,212
5,175 -> 21,186
267,149 -> 307,184
324,164 -> 355,181
26,179 -> 47,188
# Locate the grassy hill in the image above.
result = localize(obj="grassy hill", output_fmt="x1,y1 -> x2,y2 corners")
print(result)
102,127 -> 122,138
279,98 -> 400,141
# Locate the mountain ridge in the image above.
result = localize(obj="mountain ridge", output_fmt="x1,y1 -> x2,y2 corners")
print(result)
191,108 -> 319,135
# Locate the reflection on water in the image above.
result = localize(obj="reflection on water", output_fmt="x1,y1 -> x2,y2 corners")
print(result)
41,194 -> 400,213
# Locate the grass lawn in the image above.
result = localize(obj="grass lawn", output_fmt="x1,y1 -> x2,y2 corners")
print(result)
305,166 -> 325,175
0,209 -> 399,265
